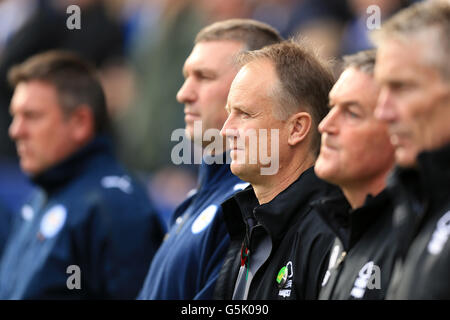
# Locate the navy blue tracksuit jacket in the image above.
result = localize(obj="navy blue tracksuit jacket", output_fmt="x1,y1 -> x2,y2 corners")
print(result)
138,153 -> 248,299
0,199 -> 12,256
0,137 -> 165,299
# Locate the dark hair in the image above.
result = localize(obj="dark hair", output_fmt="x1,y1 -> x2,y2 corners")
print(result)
8,50 -> 109,134
195,19 -> 283,51
342,49 -> 377,75
238,40 -> 335,156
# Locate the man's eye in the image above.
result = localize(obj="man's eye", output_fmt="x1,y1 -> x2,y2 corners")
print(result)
346,109 -> 360,119
197,73 -> 214,81
23,112 -> 41,119
390,82 -> 409,91
239,110 -> 250,118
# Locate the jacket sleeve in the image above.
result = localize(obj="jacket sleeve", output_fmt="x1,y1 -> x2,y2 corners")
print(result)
303,229 -> 335,300
79,189 -> 165,299
193,207 -> 231,300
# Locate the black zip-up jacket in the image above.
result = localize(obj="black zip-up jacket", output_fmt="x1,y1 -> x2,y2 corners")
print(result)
386,143 -> 450,299
315,190 -> 398,300
214,167 -> 339,300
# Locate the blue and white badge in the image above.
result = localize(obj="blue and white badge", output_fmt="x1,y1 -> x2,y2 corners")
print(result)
40,205 -> 67,238
21,204 -> 34,221
191,205 -> 218,234
101,175 -> 133,194
234,182 -> 250,191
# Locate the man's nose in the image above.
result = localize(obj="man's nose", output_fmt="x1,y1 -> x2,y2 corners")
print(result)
318,108 -> 338,135
375,88 -> 397,122
220,115 -> 239,138
176,78 -> 197,104
9,116 -> 25,140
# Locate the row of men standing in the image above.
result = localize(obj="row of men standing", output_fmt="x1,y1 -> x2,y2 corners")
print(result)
0,0 -> 448,299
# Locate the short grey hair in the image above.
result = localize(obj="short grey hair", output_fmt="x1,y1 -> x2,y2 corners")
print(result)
371,0 -> 450,80
342,49 -> 376,76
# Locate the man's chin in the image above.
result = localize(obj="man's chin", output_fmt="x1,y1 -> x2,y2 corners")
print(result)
314,165 -> 339,186
395,147 -> 418,168
230,162 -> 246,179
21,165 -> 39,177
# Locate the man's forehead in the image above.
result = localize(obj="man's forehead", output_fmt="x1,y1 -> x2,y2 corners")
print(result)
331,68 -> 373,98
185,41 -> 243,67
10,81 -> 59,112
376,37 -> 433,75
330,68 -> 379,109
228,62 -> 275,107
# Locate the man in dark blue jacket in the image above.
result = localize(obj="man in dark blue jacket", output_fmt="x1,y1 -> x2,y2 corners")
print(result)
138,19 -> 282,300
0,51 -> 165,299
0,199 -> 12,256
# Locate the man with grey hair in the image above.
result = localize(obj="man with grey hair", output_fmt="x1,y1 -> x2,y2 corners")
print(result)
215,40 -> 338,300
138,19 -> 282,300
314,49 -> 397,299
373,0 -> 450,299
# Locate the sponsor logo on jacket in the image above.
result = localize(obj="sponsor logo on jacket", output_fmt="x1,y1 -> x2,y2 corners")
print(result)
277,261 -> 294,298
427,211 -> 450,255
350,261 -> 381,299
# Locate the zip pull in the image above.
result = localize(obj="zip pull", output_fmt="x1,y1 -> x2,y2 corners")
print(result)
335,251 -> 347,267
240,244 -> 250,281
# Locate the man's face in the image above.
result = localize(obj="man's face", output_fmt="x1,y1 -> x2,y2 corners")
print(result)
221,60 -> 288,182
176,40 -> 244,147
375,38 -> 450,167
315,68 -> 394,187
9,81 -> 81,176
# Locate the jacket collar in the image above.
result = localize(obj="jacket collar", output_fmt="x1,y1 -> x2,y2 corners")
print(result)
197,151 -> 234,189
222,167 -> 339,244
314,189 -> 392,251
31,135 -> 113,194
416,143 -> 450,204
388,142 -> 450,216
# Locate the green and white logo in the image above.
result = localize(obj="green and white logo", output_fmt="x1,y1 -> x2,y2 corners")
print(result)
277,266 -> 288,287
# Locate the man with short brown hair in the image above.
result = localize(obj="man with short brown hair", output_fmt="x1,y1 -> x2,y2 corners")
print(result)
215,40 -> 338,300
138,19 -> 282,300
0,51 -> 165,299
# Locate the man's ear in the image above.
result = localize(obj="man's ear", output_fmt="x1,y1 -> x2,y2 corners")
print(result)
287,111 -> 311,146
69,105 -> 95,143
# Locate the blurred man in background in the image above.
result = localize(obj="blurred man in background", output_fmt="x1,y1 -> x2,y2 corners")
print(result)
138,19 -> 282,300
374,0 -> 450,299
0,51 -> 164,299
314,50 -> 397,299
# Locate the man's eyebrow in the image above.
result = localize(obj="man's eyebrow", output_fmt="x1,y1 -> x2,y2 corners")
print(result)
329,97 -> 362,108
183,66 -> 217,78
340,101 -> 362,108
228,103 -> 256,116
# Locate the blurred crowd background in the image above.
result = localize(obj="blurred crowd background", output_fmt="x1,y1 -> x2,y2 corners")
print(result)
0,0 -> 422,225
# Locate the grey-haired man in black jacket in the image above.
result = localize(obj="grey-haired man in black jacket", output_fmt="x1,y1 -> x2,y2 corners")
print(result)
374,0 -> 450,299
